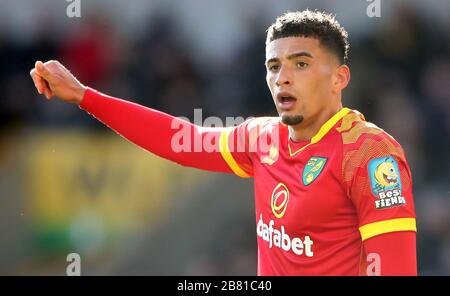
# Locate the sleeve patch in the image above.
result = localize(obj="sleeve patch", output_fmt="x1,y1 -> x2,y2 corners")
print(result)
368,156 -> 406,209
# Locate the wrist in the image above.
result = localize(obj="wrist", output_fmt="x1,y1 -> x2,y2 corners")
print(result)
74,85 -> 87,105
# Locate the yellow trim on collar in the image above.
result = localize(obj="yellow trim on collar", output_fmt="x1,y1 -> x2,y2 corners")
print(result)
288,107 -> 351,157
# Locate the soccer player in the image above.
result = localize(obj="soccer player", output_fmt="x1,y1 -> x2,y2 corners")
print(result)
30,10 -> 417,275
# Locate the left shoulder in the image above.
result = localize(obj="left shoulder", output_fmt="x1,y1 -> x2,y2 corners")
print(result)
337,109 -> 405,160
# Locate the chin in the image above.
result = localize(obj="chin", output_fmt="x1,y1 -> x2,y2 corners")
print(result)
281,114 -> 304,126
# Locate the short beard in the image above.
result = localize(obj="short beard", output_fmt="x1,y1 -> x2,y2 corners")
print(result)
281,114 -> 304,126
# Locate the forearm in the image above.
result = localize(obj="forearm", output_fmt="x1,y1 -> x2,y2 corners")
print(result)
363,231 -> 417,276
79,88 -> 233,173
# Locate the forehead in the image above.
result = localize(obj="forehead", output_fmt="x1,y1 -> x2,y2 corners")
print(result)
265,36 -> 324,60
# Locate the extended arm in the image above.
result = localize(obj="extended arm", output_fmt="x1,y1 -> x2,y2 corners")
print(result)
79,88 -> 232,172
30,60 -> 233,173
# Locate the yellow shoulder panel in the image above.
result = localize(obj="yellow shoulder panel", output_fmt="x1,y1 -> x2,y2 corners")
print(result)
337,111 -> 384,145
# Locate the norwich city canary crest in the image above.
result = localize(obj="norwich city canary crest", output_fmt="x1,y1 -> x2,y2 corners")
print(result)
302,157 -> 327,186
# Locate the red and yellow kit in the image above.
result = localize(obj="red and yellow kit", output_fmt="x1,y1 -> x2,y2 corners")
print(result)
219,108 -> 417,275
80,89 -> 417,275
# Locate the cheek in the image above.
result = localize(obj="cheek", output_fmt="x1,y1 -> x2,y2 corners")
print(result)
295,71 -> 322,95
295,70 -> 330,111
303,69 -> 332,97
318,65 -> 334,88
266,75 -> 275,94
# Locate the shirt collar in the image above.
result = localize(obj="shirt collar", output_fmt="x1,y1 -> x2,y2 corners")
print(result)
288,107 -> 351,157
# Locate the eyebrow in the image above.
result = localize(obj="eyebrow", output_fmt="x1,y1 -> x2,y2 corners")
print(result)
265,51 -> 314,65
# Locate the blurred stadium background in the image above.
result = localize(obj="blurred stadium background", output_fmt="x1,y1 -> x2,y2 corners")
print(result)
0,0 -> 449,275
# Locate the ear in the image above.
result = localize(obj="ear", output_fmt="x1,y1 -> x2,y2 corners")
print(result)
333,64 -> 351,93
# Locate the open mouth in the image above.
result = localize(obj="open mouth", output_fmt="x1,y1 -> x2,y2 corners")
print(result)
280,96 -> 296,103
383,173 -> 397,185
277,92 -> 297,110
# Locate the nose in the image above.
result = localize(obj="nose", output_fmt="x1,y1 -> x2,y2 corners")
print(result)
275,65 -> 293,86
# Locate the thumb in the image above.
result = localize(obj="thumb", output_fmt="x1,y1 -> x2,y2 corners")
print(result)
35,61 -> 52,80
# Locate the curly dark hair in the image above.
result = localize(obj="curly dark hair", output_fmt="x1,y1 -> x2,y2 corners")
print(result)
266,10 -> 350,64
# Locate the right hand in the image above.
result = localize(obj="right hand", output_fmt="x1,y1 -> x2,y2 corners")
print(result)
30,60 -> 87,105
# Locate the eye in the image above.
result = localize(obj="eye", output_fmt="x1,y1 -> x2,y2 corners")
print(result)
268,64 -> 280,72
389,168 -> 395,173
297,61 -> 308,69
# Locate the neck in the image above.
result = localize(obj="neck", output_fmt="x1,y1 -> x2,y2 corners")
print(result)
288,103 -> 343,142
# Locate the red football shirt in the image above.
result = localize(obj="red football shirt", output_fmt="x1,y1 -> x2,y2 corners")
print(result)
79,89 -> 417,275
219,108 -> 417,275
